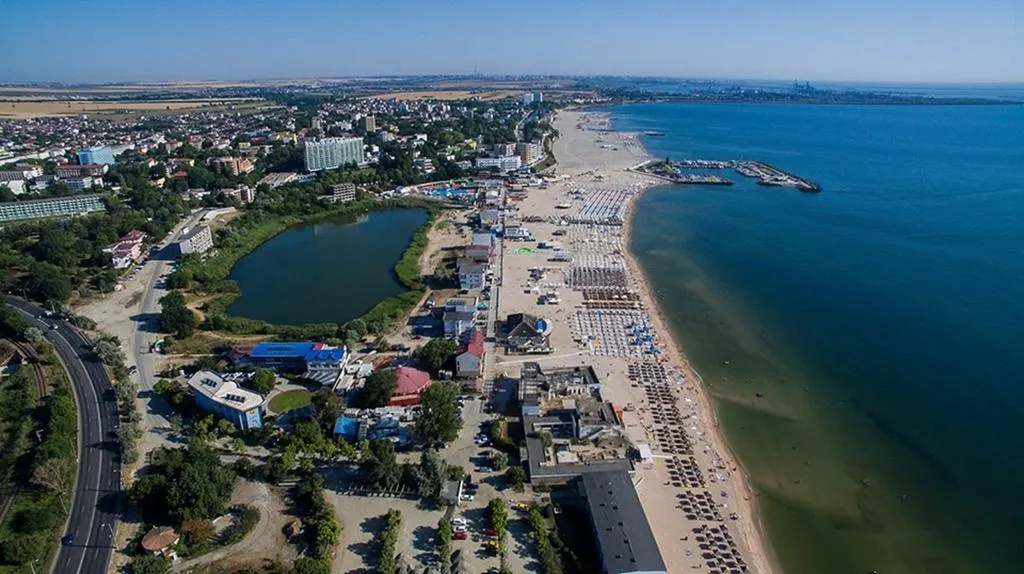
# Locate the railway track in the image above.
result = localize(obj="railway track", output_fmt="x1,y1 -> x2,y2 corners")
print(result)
0,338 -> 50,528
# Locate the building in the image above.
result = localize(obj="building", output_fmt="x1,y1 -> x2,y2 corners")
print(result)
257,172 -> 299,189
388,366 -> 432,406
455,330 -> 485,379
362,115 -> 376,132
243,341 -> 348,384
523,91 -> 543,105
505,313 -> 552,353
458,259 -> 487,290
239,185 -> 256,204
442,297 -> 478,338
210,156 -> 254,175
65,176 -> 94,192
493,143 -> 516,156
55,163 -> 107,179
105,230 -> 147,269
188,370 -> 264,429
580,471 -> 667,574
476,156 -> 522,173
516,142 -> 541,165
141,526 -> 180,560
471,232 -> 494,252
177,224 -> 214,256
78,146 -> 116,165
303,137 -> 365,172
328,182 -> 356,203
0,193 -> 105,222
0,167 -> 41,181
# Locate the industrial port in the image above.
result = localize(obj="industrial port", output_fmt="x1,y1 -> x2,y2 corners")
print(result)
633,159 -> 821,192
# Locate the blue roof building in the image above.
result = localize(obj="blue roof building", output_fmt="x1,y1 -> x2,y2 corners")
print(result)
246,341 -> 349,385
333,416 -> 360,439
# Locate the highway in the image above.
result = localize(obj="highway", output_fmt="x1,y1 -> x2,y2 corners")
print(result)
3,296 -> 120,574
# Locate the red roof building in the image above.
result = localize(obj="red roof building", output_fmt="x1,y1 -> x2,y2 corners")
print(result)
388,366 -> 432,406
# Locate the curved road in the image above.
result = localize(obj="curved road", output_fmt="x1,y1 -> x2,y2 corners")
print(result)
3,296 -> 120,574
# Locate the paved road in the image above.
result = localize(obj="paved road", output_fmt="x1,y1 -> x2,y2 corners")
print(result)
3,296 -> 120,574
131,209 -> 207,437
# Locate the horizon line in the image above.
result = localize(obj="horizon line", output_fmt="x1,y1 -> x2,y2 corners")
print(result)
2,75 -> 1023,88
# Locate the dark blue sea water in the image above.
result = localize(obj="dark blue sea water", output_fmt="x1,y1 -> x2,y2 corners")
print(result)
616,103 -> 1024,574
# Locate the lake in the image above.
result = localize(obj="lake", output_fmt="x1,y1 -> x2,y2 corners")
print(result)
227,209 -> 429,325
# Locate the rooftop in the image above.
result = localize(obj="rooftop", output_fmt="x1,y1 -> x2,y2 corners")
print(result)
580,470 -> 667,574
394,365 -> 431,396
187,370 -> 264,412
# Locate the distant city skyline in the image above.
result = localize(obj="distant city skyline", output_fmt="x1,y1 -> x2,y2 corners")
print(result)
1,0 -> 1020,84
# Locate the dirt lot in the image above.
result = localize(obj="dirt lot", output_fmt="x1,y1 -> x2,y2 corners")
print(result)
0,98 -> 268,118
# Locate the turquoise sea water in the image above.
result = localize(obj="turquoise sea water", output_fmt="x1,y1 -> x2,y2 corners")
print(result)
227,209 -> 428,325
617,103 -> 1024,574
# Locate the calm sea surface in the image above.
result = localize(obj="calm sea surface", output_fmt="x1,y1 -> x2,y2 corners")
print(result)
227,209 -> 428,325
616,103 -> 1024,574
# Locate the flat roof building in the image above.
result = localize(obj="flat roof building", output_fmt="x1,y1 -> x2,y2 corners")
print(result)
303,137 -> 365,172
580,470 -> 666,574
0,193 -> 105,223
187,370 -> 265,430
78,146 -> 116,166
178,224 -> 214,256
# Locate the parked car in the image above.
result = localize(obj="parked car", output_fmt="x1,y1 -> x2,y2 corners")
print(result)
460,494 -> 475,502
454,525 -> 468,533
454,531 -> 468,541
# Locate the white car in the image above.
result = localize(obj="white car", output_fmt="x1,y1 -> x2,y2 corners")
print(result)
460,494 -> 475,502
454,524 -> 468,533
452,517 -> 468,526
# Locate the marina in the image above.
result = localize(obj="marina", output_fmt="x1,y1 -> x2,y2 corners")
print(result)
632,158 -> 822,192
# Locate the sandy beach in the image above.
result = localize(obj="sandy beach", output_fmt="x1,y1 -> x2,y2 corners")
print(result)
493,109 -> 778,573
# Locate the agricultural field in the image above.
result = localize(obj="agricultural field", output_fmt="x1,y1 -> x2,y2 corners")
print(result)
0,98 -> 271,119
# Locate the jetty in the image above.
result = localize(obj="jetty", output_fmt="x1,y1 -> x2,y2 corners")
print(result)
632,158 -> 821,193
735,160 -> 821,192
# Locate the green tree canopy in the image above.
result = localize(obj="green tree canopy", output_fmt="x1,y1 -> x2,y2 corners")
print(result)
311,388 -> 344,435
416,381 -> 462,444
360,438 -> 401,489
247,369 -> 276,394
127,443 -> 236,524
159,290 -> 197,338
413,338 -> 457,375
359,369 -> 397,408
26,262 -> 72,303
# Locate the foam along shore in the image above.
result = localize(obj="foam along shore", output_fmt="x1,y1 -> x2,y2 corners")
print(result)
506,109 -> 778,573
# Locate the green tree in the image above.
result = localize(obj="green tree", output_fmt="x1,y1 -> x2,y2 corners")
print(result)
360,439 -> 401,489
490,450 -> 508,470
437,518 -> 453,573
159,290 -> 197,338
247,369 -> 276,394
311,388 -> 345,434
415,448 -> 448,500
33,227 -> 79,268
23,326 -> 44,343
360,369 -> 397,408
293,557 -> 331,574
416,381 -> 462,444
94,337 -> 125,366
130,554 -> 171,574
413,337 -> 457,375
26,262 -> 72,303
505,466 -> 526,491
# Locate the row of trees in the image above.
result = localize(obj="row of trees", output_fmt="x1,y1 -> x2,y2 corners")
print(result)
292,472 -> 341,574
377,508 -> 403,574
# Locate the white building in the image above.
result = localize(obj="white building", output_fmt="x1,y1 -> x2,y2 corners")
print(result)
303,137 -> 365,172
458,259 -> 487,290
178,224 -> 214,256
65,176 -> 94,192
187,371 -> 265,430
476,156 -> 522,173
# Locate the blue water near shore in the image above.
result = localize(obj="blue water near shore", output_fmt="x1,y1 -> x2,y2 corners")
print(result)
615,103 -> 1024,574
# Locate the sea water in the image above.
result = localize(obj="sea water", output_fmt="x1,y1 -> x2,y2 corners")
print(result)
618,102 -> 1024,574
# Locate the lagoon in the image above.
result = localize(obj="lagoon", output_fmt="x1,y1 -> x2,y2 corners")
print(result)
226,209 -> 429,326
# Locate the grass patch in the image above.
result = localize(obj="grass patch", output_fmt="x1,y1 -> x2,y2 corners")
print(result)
267,389 -> 311,414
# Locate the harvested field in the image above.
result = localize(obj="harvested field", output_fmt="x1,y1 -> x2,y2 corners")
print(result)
0,98 -> 269,119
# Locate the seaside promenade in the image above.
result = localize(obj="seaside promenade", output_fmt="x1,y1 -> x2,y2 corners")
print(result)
492,110 -> 776,573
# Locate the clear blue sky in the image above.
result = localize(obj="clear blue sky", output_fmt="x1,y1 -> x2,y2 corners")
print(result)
0,0 -> 1020,83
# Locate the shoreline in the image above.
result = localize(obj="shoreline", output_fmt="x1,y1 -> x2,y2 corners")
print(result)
544,109 -> 779,573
